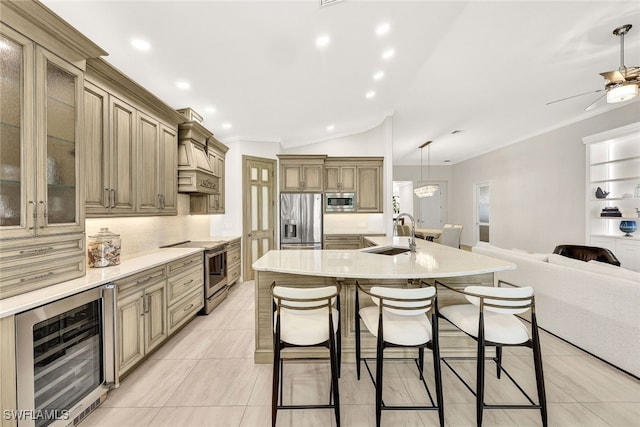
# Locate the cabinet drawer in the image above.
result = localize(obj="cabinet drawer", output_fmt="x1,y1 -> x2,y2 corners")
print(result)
0,233 -> 84,264
167,265 -> 203,305
226,242 -> 241,265
116,266 -> 166,294
167,253 -> 202,276
168,288 -> 203,334
0,252 -> 85,299
227,262 -> 241,285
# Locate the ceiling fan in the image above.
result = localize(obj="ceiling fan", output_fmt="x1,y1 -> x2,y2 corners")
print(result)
546,24 -> 640,111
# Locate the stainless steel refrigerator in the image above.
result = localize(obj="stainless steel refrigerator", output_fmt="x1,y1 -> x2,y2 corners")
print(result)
280,193 -> 323,249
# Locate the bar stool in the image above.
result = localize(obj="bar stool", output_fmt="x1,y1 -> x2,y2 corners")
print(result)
355,282 -> 444,427
436,280 -> 547,427
270,282 -> 342,427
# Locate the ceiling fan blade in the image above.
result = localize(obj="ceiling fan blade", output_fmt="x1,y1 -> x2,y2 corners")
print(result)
584,93 -> 607,111
600,70 -> 626,83
546,89 -> 604,105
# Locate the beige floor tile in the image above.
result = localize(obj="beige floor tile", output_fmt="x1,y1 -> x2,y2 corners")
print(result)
241,404 -> 337,427
78,407 -> 159,427
539,355 -> 640,403
202,329 -> 255,359
169,358 -> 260,406
102,359 -> 198,408
149,328 -> 222,360
420,403 -> 515,427
587,402 -> 640,426
225,309 -> 255,330
506,402 -> 610,427
151,406 -> 246,427
247,364 -> 274,405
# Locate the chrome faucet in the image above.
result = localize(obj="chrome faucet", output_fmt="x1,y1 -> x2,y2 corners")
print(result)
397,212 -> 416,252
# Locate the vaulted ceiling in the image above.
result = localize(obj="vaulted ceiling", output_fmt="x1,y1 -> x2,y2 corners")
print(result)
42,0 -> 640,165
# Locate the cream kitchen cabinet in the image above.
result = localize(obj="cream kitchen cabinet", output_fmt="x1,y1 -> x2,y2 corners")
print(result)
323,235 -> 362,249
226,238 -> 242,286
83,83 -> 136,216
166,253 -> 204,334
83,58 -> 184,217
324,160 -> 356,192
278,155 -> 326,192
136,113 -> 178,215
115,266 -> 167,377
0,4 -> 105,298
356,161 -> 383,213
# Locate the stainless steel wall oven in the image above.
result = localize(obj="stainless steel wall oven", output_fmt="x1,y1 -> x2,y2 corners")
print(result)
15,285 -> 115,427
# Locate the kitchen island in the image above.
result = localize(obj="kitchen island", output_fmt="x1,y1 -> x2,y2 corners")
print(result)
252,237 -> 515,363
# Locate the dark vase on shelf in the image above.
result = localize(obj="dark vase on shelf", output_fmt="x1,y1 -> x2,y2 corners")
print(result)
595,187 -> 609,199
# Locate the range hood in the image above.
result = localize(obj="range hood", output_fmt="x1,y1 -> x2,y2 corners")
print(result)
177,114 -> 219,195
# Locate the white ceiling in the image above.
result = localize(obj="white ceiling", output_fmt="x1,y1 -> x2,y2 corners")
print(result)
42,0 -> 640,165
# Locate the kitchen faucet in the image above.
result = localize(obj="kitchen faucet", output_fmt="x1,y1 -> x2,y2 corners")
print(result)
396,212 -> 416,252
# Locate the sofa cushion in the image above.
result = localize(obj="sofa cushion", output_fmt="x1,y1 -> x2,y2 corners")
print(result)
587,260 -> 640,283
511,248 -> 549,262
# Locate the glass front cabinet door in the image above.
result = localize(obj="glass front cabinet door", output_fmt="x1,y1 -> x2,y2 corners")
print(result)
0,25 -> 84,239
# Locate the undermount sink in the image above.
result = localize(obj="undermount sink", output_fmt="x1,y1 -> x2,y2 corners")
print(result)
364,247 -> 411,256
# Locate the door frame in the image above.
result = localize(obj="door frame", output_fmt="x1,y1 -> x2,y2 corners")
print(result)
242,155 -> 277,281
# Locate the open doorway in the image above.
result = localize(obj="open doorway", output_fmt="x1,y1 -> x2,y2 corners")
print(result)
474,181 -> 490,244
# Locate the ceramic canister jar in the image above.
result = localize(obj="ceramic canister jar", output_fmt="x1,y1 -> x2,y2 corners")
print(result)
87,227 -> 121,267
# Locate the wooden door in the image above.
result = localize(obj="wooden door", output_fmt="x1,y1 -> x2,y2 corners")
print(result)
243,156 -> 276,281
302,165 -> 323,191
144,280 -> 167,353
324,166 -> 340,192
117,289 -> 144,376
340,166 -> 356,192
280,164 -> 302,191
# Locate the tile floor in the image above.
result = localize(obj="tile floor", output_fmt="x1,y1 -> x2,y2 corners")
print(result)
81,280 -> 640,427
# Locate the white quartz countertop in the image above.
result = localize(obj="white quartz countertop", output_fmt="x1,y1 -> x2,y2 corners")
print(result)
0,247 -> 202,318
252,236 -> 515,279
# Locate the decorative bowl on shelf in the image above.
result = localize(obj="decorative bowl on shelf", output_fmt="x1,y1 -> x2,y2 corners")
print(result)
619,220 -> 637,237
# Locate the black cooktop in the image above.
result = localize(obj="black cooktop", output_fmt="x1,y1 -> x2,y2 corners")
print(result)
161,240 -> 227,250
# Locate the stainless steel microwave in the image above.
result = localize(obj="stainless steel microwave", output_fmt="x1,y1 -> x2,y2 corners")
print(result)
325,192 -> 356,212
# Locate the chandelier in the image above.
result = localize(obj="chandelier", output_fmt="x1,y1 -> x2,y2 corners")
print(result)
414,140 -> 439,198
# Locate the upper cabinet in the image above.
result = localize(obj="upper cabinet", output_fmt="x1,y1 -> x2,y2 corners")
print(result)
0,1 -> 106,298
278,155 -> 326,192
83,58 -> 183,217
324,159 -> 356,193
277,155 -> 383,213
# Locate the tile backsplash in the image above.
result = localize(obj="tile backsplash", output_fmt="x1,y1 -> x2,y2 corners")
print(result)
85,195 -> 213,259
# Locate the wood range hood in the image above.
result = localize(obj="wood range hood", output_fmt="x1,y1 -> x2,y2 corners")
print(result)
176,108 -> 223,196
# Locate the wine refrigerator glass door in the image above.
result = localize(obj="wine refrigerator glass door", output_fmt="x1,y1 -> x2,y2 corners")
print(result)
16,285 -> 114,427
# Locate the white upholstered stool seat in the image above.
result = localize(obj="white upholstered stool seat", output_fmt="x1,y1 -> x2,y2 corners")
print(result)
439,304 -> 529,344
359,306 -> 432,346
275,307 -> 339,346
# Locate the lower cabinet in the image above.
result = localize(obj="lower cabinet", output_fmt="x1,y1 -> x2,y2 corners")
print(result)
591,235 -> 640,272
226,238 -> 241,286
114,253 -> 204,380
324,235 -> 363,249
115,266 -> 167,377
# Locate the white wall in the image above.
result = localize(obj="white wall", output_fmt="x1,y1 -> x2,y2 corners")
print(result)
450,102 -> 640,252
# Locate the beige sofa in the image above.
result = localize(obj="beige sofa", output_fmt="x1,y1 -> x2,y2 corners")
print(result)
472,244 -> 640,378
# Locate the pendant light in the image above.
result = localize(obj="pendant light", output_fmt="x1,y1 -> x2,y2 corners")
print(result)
414,140 -> 439,198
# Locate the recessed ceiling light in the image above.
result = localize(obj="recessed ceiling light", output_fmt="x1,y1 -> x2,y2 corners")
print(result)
327,125 -> 335,131
131,39 -> 150,51
222,123 -> 232,130
365,91 -> 376,99
176,81 -> 190,90
382,48 -> 395,60
376,23 -> 390,36
373,71 -> 384,80
316,34 -> 330,48
205,106 -> 217,113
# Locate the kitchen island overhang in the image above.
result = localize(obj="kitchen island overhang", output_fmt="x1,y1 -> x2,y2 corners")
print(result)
252,237 -> 516,363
